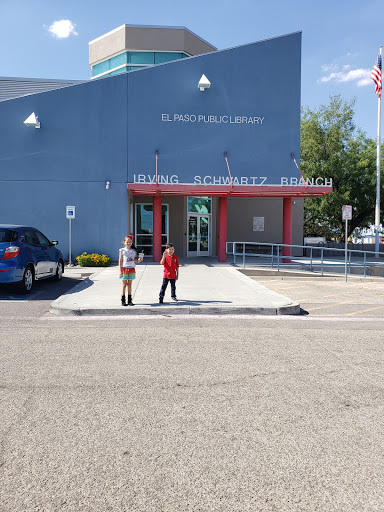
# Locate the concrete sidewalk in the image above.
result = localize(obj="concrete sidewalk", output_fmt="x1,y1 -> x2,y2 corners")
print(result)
50,261 -> 300,316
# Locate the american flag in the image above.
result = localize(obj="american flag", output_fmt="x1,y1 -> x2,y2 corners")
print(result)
371,53 -> 382,98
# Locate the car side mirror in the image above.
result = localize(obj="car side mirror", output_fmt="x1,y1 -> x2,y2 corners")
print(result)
51,240 -> 59,245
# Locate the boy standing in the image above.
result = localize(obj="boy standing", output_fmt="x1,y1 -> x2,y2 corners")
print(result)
159,243 -> 179,303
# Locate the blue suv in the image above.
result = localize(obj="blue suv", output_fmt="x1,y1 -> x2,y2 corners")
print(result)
0,225 -> 64,293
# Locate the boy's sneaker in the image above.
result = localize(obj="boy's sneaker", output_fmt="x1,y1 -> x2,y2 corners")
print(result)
159,298 -> 163,304
171,296 -> 178,302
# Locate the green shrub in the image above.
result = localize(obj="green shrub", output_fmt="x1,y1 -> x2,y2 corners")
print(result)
76,252 -> 110,267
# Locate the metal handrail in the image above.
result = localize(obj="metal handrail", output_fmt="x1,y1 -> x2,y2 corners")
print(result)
226,241 -> 384,277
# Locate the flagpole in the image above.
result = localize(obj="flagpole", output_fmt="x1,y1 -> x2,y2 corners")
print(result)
375,46 -> 382,257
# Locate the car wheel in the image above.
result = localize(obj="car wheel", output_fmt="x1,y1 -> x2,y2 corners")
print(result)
21,266 -> 34,293
55,260 -> 64,281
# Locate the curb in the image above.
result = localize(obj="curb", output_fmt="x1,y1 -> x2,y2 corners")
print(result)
50,302 -> 301,317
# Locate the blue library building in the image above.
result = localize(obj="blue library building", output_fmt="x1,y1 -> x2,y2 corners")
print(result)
0,25 -> 332,262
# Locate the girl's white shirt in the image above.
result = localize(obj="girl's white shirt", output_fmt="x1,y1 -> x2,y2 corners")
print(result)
120,247 -> 136,268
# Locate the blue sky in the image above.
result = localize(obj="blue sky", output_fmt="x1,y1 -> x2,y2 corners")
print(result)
1,0 -> 382,139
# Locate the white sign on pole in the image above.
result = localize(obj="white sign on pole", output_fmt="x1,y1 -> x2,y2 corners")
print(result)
66,206 -> 75,219
342,205 -> 352,220
66,206 -> 75,266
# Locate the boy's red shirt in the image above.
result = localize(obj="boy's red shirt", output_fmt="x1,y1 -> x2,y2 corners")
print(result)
162,254 -> 179,279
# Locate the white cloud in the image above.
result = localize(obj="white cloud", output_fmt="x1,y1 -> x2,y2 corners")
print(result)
319,66 -> 371,87
48,19 -> 78,39
357,77 -> 372,86
346,52 -> 359,58
321,64 -> 338,72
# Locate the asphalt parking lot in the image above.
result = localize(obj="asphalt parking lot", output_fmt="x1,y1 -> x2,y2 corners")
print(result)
249,273 -> 384,317
2,268 -> 384,511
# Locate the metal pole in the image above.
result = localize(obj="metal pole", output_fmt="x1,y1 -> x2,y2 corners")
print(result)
345,219 -> 348,282
375,46 -> 382,257
348,248 -> 352,274
310,247 -> 313,272
69,218 -> 72,266
364,251 -> 367,278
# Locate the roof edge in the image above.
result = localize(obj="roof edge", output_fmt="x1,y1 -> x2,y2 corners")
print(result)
0,76 -> 84,84
88,24 -> 217,50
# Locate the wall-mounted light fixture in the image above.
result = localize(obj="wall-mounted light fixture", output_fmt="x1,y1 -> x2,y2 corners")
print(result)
198,74 -> 211,91
105,180 -> 111,190
24,112 -> 40,129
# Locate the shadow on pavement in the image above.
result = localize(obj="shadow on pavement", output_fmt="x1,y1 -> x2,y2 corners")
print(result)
0,276 -> 90,302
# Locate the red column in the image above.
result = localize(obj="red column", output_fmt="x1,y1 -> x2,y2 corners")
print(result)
153,195 -> 162,262
282,197 -> 292,263
218,196 -> 227,262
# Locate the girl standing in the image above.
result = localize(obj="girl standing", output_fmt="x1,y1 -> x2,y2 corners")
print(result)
119,235 -> 143,306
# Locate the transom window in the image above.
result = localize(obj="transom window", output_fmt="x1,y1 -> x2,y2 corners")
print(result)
187,197 -> 211,214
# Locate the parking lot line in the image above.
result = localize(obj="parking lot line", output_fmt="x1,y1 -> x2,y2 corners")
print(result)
345,304 -> 384,316
305,298 -> 360,312
265,284 -> 315,291
259,279 -> 317,283
296,291 -> 356,301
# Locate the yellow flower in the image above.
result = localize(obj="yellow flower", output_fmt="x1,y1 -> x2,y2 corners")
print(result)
76,252 -> 110,267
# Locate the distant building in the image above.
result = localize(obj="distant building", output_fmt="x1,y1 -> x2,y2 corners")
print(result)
353,224 -> 384,244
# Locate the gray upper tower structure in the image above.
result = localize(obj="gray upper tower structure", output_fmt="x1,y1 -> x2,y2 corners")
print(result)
89,24 -> 216,79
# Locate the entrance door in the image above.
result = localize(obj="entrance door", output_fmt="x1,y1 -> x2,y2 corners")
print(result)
187,214 -> 210,256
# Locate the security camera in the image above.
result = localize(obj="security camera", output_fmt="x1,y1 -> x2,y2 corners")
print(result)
198,74 -> 211,91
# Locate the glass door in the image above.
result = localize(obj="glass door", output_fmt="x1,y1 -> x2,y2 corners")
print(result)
188,214 -> 210,256
199,216 -> 209,255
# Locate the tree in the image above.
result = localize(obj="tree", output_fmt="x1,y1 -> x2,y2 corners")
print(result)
301,95 -> 381,241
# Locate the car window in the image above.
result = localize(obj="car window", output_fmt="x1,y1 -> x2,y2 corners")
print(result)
0,230 -> 18,243
34,230 -> 51,247
24,229 -> 40,245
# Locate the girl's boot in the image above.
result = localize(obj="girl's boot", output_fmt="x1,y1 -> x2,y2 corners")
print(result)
121,295 -> 127,306
128,294 -> 134,306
